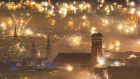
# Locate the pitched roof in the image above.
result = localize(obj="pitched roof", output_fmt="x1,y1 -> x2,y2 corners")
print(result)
53,53 -> 91,64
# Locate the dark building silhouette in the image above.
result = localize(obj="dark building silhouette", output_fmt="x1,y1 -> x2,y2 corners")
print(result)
22,37 -> 52,69
14,26 -> 17,39
0,26 -> 52,69
95,66 -> 140,79
30,40 -> 37,58
53,33 -> 140,79
53,53 -> 91,70
106,66 -> 140,79
91,33 -> 102,70
46,36 -> 52,62
53,33 -> 103,70
0,25 -> 49,61
22,39 -> 49,69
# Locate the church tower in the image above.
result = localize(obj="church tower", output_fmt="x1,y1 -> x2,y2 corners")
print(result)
46,36 -> 52,61
30,40 -> 37,58
91,33 -> 102,71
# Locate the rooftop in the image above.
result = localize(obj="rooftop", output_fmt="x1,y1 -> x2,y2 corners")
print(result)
53,53 -> 91,64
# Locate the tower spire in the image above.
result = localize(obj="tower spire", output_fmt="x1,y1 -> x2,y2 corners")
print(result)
31,39 -> 37,58
46,35 -> 51,49
46,35 -> 52,62
14,26 -> 17,38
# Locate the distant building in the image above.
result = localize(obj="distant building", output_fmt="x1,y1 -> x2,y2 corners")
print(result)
53,33 -> 140,79
22,40 -> 46,69
22,36 -> 52,69
0,26 -> 52,70
0,26 -> 47,61
95,66 -> 140,79
106,51 -> 140,66
53,33 -> 103,70
22,58 -> 47,69
106,66 -> 140,79
53,51 -> 140,70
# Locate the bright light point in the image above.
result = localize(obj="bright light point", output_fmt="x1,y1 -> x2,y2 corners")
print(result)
113,61 -> 122,66
125,29 -> 129,33
137,11 -> 140,16
137,41 -> 140,45
90,27 -> 97,34
66,65 -> 73,71
82,15 -> 87,20
130,8 -> 135,14
129,1 -> 135,7
30,1 -> 36,5
72,36 -> 82,46
118,24 -> 122,30
25,29 -> 34,36
67,35 -> 82,47
116,40 -> 120,47
68,21 -> 74,28
102,18 -> 109,26
108,43 -> 114,50
98,59 -> 104,65
1,23 -> 6,27
129,53 -> 137,59
97,56 -> 106,67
